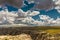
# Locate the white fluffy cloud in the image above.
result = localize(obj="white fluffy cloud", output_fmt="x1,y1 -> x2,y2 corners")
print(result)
0,9 -> 18,24
28,11 -> 40,16
54,0 -> 60,5
18,9 -> 40,17
54,0 -> 60,13
23,14 -> 60,26
20,14 -> 58,26
0,8 -> 60,26
21,17 -> 35,24
39,15 -> 60,26
0,9 -> 40,25
39,15 -> 51,20
26,0 -> 35,4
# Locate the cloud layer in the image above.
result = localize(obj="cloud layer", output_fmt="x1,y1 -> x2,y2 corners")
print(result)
1,0 -> 60,26
0,8 -> 60,26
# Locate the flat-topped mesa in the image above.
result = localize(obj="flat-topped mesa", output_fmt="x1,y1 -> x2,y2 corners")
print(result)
0,0 -> 23,8
27,0 -> 55,11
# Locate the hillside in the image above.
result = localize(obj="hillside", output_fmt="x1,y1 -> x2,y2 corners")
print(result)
0,26 -> 60,40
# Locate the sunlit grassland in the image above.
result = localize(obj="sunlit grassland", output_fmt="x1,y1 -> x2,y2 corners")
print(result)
34,26 -> 60,35
46,29 -> 60,35
0,25 -> 60,35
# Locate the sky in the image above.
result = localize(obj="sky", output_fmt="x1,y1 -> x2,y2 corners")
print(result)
0,0 -> 60,26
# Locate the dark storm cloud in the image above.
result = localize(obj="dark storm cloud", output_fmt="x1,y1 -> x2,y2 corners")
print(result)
27,0 -> 55,10
0,0 -> 23,8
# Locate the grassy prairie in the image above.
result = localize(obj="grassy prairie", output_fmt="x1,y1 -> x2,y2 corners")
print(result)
1,26 -> 59,35
0,26 -> 60,35
34,26 -> 60,34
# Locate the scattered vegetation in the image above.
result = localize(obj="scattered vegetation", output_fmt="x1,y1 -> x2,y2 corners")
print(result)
0,26 -> 60,40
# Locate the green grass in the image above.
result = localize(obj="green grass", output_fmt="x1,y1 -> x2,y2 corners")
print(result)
34,26 -> 60,35
45,29 -> 60,34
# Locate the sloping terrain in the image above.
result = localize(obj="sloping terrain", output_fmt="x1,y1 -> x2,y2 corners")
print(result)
0,26 -> 60,40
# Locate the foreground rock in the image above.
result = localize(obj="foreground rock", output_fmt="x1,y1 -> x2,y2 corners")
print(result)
0,34 -> 32,40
